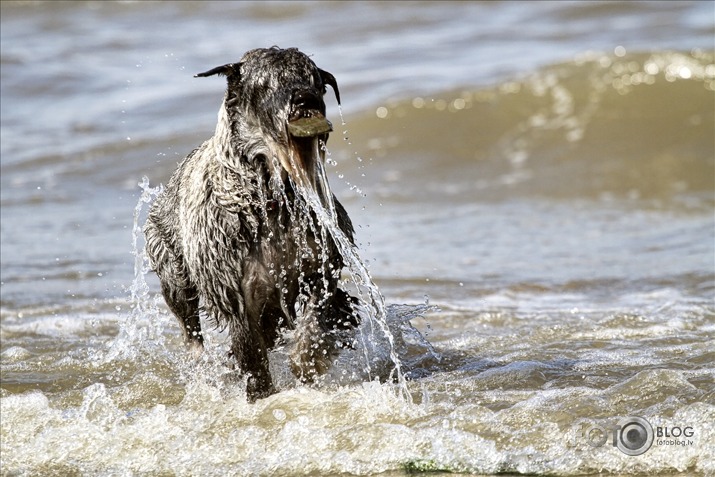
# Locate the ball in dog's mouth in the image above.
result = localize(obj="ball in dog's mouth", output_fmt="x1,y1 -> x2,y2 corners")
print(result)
287,113 -> 333,138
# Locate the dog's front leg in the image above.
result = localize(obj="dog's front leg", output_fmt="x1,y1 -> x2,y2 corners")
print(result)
229,319 -> 275,402
289,296 -> 336,383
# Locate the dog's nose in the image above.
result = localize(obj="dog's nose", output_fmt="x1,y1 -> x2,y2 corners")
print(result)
291,90 -> 322,112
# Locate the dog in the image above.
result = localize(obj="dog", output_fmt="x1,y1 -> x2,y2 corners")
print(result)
144,47 -> 359,401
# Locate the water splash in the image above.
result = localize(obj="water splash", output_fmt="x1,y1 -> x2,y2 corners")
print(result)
267,140 -> 412,397
102,176 -> 165,363
387,302 -> 442,365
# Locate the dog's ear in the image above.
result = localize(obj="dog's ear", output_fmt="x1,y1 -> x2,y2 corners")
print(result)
194,63 -> 240,79
319,68 -> 340,106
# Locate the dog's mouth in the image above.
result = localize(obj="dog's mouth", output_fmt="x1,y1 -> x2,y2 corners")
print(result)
287,111 -> 332,139
281,90 -> 333,191
287,90 -> 333,138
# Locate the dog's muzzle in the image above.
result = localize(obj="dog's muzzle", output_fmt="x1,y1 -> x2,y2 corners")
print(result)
287,90 -> 333,138
279,90 -> 333,191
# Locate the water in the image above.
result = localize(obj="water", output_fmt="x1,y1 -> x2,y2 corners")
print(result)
1,1 -> 714,475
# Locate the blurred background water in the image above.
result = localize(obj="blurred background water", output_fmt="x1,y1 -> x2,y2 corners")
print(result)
1,1 -> 714,476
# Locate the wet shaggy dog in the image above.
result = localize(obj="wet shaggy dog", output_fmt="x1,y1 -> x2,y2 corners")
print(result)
144,47 -> 358,401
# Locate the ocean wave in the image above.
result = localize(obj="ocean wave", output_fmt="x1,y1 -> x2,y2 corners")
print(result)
334,50 -> 714,206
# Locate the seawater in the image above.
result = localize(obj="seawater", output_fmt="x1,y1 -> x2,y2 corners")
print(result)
1,1 -> 714,476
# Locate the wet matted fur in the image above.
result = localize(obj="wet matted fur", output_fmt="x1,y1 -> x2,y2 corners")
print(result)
144,47 -> 358,401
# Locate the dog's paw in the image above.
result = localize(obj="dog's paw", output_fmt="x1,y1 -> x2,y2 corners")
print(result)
290,345 -> 332,384
188,340 -> 204,360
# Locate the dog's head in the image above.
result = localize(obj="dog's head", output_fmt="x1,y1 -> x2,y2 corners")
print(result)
196,47 -> 340,191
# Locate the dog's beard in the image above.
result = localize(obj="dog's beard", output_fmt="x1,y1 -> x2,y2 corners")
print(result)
285,136 -> 320,190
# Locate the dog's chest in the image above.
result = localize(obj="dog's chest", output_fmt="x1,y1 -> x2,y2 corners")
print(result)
258,204 -> 330,277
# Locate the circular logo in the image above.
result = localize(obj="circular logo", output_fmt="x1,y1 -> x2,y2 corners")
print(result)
616,416 -> 654,456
